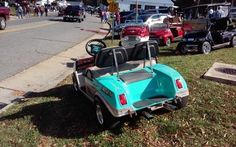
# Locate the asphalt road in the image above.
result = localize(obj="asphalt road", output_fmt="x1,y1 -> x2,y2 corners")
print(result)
0,14 -> 102,81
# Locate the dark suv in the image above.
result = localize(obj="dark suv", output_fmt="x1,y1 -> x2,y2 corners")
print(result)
63,5 -> 84,22
0,4 -> 10,30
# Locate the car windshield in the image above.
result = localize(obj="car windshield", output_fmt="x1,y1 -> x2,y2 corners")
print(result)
66,6 -> 80,10
125,19 -> 143,24
137,14 -> 152,22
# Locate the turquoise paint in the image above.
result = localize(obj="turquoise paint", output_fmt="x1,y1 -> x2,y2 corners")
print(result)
94,63 -> 188,111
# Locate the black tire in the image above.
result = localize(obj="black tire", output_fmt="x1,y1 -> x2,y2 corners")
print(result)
177,43 -> 187,54
200,41 -> 211,54
173,97 -> 188,109
85,39 -> 106,56
63,17 -> 67,22
230,36 -> 236,47
78,19 -> 81,23
94,99 -> 120,129
0,17 -> 6,30
118,41 -> 122,46
81,18 -> 84,21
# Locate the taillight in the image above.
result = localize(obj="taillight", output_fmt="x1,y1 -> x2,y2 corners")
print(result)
119,94 -> 127,105
176,79 -> 183,89
139,27 -> 149,37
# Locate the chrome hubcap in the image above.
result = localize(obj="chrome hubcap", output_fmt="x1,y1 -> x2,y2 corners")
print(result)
202,42 -> 211,54
166,38 -> 171,46
96,104 -> 104,125
233,37 -> 236,46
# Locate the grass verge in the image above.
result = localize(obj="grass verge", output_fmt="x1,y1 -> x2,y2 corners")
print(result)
0,41 -> 236,146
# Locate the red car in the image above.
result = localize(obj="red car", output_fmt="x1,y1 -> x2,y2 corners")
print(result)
149,23 -> 185,46
120,24 -> 149,47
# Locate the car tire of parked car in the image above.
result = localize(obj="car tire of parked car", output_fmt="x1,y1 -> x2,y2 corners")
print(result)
118,41 -> 122,47
63,17 -> 67,22
78,19 -> 81,23
200,41 -> 211,54
0,17 -> 6,30
94,98 -> 120,129
230,36 -> 236,47
81,18 -> 84,21
173,97 -> 188,109
165,38 -> 171,47
177,43 -> 187,54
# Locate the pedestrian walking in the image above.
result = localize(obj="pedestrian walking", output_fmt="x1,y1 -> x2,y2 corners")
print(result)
45,6 -> 48,16
115,9 -> 120,26
17,4 -> 23,19
105,10 -> 109,23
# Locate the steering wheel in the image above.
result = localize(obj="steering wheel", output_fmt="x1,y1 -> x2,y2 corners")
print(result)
85,39 -> 106,56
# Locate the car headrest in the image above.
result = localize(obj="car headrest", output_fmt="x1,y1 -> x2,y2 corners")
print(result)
131,40 -> 159,60
95,47 -> 128,68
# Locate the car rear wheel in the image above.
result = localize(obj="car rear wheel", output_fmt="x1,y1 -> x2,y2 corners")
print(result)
95,99 -> 120,129
0,17 -> 6,30
230,36 -> 236,47
173,97 -> 188,109
165,38 -> 171,46
177,43 -> 187,54
78,19 -> 81,23
200,41 -> 211,54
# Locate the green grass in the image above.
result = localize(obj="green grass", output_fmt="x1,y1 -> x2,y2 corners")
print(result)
0,41 -> 236,146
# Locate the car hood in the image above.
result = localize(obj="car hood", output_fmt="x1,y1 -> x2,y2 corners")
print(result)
184,31 -> 208,38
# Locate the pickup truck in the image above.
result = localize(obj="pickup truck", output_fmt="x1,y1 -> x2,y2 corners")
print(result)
63,5 -> 84,23
0,5 -> 10,30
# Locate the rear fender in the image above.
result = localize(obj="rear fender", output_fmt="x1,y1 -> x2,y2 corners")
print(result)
152,64 -> 188,98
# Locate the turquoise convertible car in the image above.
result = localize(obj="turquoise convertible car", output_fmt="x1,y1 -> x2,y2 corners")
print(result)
72,41 -> 189,128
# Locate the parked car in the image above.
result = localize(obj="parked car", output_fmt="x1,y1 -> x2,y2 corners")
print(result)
72,40 -> 189,128
149,23 -> 185,46
0,4 -> 10,30
176,17 -> 236,54
120,22 -> 149,47
63,5 -> 84,22
149,23 -> 174,46
137,14 -> 168,29
114,19 -> 143,36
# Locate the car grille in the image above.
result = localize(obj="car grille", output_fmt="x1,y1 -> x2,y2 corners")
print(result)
128,36 -> 136,41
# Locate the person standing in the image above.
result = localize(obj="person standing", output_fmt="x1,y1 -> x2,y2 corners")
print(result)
17,4 -> 23,19
45,6 -> 48,16
115,9 -> 120,26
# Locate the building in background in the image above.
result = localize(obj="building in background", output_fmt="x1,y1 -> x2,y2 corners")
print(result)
117,0 -> 174,11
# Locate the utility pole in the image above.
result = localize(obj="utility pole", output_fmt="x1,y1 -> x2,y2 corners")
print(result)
136,0 -> 138,22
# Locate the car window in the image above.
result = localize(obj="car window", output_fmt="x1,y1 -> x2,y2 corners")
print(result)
137,14 -> 151,22
151,15 -> 159,19
230,9 -> 236,13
